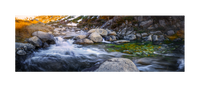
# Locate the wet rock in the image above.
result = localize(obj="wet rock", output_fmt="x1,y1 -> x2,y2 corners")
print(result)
150,31 -> 162,35
15,42 -> 35,52
28,36 -> 43,47
89,32 -> 103,42
110,35 -> 117,41
139,19 -> 153,28
124,34 -> 136,40
108,31 -> 117,36
152,35 -> 165,41
73,38 -> 94,44
141,33 -> 148,37
167,30 -> 175,36
43,42 -> 49,48
17,50 -> 26,55
63,36 -> 74,39
136,33 -> 141,38
32,31 -> 55,44
137,58 -> 154,65
104,36 -> 112,41
95,58 -> 139,72
114,40 -> 130,43
147,35 -> 152,41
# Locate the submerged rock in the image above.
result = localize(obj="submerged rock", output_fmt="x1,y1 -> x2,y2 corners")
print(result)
95,58 -> 139,72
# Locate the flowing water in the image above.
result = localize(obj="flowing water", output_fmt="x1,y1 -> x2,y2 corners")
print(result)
16,27 -> 184,72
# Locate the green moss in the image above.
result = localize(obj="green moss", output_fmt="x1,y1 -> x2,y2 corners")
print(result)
106,42 -> 162,57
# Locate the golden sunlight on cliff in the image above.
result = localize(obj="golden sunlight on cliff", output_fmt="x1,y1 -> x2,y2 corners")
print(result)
12,13 -> 67,29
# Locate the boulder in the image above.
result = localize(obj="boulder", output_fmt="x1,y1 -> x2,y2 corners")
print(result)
63,36 -> 74,39
141,33 -> 148,37
136,33 -> 141,38
152,35 -> 165,42
139,19 -> 153,28
150,31 -> 162,35
75,35 -> 87,40
88,29 -> 108,36
28,36 -> 43,47
124,34 -> 136,40
95,58 -> 139,72
15,42 -> 35,52
73,38 -> 94,44
147,35 -> 152,41
88,29 -> 97,33
32,31 -> 55,44
114,40 -> 130,43
108,31 -> 117,36
96,29 -> 108,36
89,32 -> 103,42
167,30 -> 175,36
110,36 -> 117,41
104,36 -> 112,41
16,50 -> 26,55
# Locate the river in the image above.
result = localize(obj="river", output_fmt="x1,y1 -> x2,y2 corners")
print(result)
16,27 -> 184,72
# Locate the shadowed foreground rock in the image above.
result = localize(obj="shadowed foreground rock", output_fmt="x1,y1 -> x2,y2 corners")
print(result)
95,58 -> 139,72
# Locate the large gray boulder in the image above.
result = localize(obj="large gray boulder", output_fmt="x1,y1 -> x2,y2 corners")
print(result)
95,58 -> 139,72
28,36 -> 43,47
89,32 -> 103,42
32,31 -> 55,44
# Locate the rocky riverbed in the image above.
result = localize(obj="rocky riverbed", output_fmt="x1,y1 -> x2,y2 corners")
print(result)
15,16 -> 184,72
